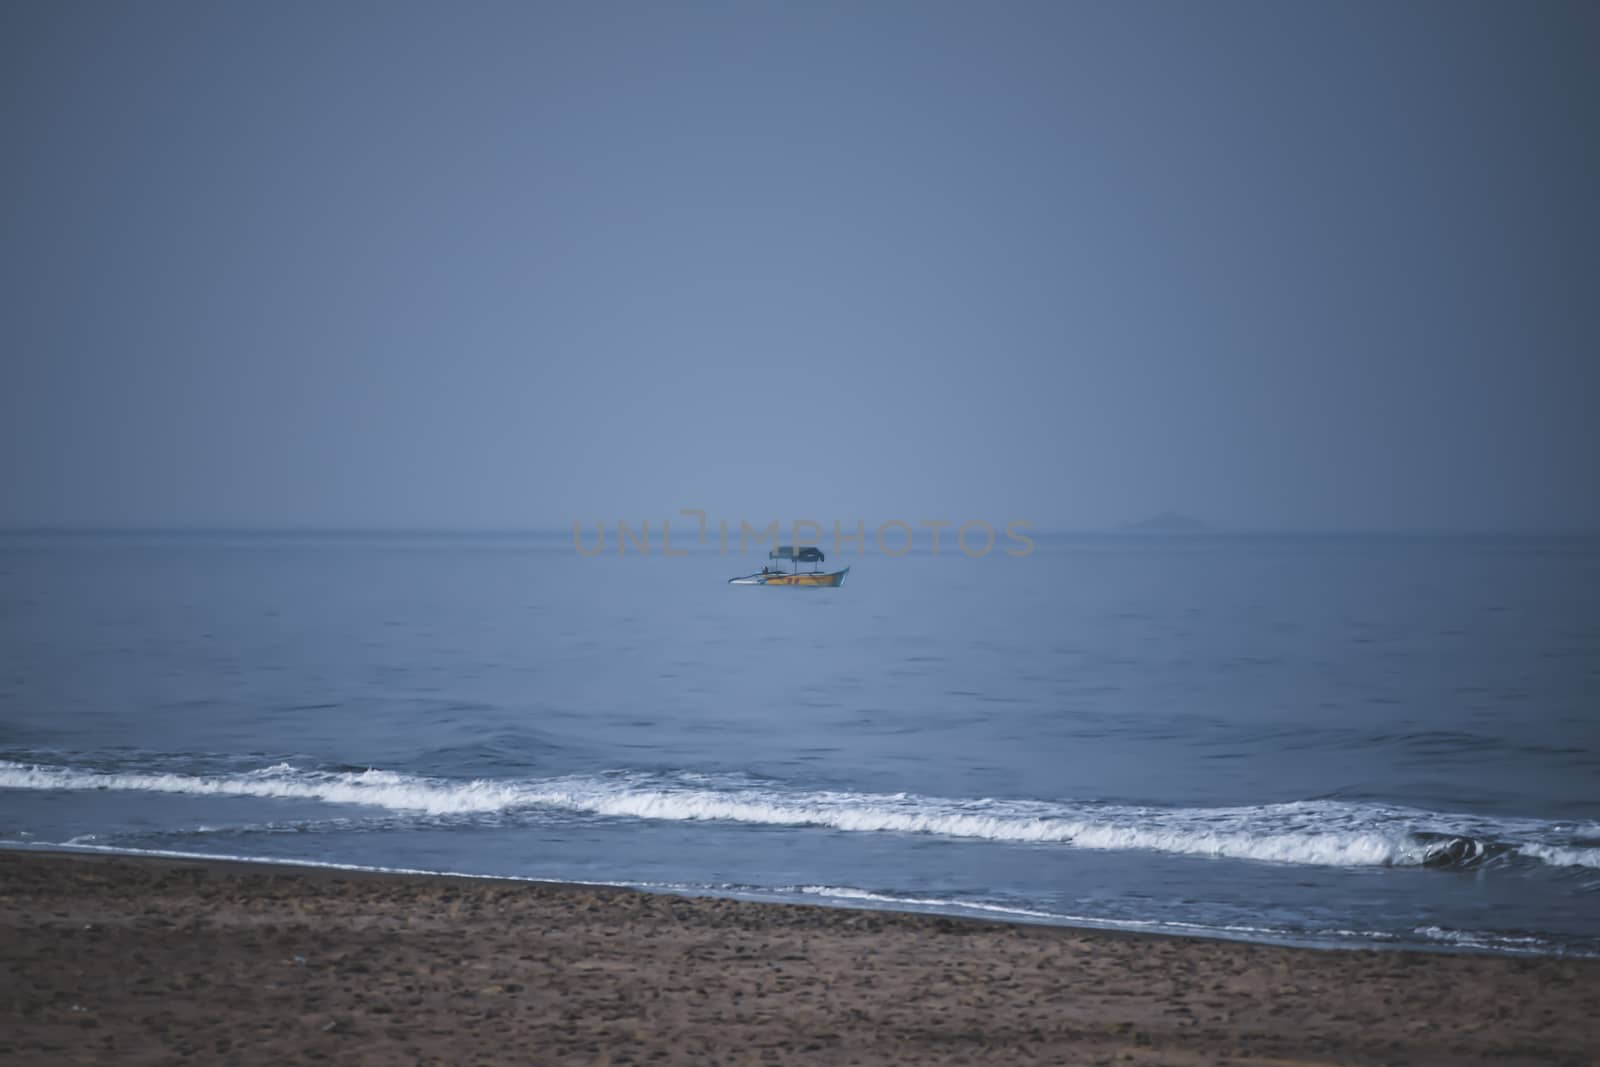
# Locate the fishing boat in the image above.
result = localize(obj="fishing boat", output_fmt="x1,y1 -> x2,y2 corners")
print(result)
728,546 -> 850,587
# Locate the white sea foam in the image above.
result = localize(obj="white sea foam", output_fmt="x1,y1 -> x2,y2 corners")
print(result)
1410,925 -> 1575,955
530,782 -> 1432,866
788,886 -> 1598,956
0,761 -> 528,815
1513,843 -> 1600,871
792,884 -> 1064,922
2,758 -> 1593,874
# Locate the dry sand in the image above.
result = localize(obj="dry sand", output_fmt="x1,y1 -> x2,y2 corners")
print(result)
1,849 -> 1595,1065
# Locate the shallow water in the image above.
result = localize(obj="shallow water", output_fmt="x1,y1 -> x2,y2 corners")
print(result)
1,530 -> 1596,955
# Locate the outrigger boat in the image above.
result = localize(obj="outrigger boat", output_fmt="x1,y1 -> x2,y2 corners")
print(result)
728,546 -> 850,587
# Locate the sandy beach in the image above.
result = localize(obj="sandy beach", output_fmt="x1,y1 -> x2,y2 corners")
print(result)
1,850 -> 1595,1065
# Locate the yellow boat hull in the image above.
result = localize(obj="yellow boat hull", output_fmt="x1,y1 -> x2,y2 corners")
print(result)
730,566 -> 850,587
763,567 -> 848,587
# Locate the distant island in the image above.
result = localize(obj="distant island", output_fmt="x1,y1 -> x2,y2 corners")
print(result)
1119,511 -> 1210,533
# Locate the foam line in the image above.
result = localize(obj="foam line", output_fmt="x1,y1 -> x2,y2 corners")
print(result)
4,759 -> 1595,873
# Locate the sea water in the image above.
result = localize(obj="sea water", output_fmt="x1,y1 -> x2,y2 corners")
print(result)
1,530 -> 1596,956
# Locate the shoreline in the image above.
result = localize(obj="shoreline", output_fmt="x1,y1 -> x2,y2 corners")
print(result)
3,848 -> 1596,1065
0,844 -> 1370,956
8,842 -> 1587,960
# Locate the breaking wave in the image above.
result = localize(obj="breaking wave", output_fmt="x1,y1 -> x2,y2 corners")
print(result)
2,758 -> 1595,874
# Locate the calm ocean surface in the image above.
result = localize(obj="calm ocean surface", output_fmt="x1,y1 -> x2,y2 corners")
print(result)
2,530 -> 1596,956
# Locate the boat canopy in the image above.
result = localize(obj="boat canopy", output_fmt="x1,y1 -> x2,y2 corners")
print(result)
770,545 -> 825,563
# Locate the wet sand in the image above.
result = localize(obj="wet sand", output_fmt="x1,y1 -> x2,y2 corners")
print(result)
1,849 -> 1595,1065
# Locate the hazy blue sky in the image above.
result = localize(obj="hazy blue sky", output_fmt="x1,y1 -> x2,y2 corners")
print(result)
3,1 -> 1596,531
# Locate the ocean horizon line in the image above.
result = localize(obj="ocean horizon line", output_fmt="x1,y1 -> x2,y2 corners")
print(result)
2,523 -> 1597,540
